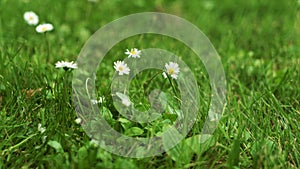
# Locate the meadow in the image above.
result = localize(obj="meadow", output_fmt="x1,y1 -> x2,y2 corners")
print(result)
0,0 -> 299,168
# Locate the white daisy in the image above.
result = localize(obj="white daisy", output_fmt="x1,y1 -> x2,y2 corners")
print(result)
91,96 -> 104,105
38,123 -> 46,134
165,62 -> 180,79
75,118 -> 82,124
114,60 -> 130,75
116,92 -> 131,107
125,48 -> 141,58
36,23 -> 54,33
55,61 -> 78,69
24,11 -> 39,25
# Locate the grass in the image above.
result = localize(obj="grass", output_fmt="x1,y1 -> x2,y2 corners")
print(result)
0,0 -> 299,168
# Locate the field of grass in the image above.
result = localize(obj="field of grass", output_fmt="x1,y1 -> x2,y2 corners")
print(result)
0,0 -> 299,168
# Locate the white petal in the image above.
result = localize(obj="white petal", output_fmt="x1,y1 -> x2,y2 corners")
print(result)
162,72 -> 167,78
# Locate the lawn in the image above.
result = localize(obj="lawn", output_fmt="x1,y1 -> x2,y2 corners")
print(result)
0,0 -> 299,168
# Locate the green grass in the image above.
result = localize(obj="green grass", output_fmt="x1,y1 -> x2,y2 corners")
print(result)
0,0 -> 299,168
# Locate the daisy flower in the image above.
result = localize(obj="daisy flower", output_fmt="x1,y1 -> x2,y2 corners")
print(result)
114,61 -> 130,75
38,123 -> 46,134
125,48 -> 141,58
75,118 -> 82,124
90,139 -> 100,147
116,92 -> 131,107
165,62 -> 180,79
36,23 -> 54,33
55,61 -> 78,70
24,11 -> 39,25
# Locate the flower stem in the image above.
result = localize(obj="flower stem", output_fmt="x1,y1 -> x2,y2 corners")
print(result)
167,75 -> 179,98
44,33 -> 50,63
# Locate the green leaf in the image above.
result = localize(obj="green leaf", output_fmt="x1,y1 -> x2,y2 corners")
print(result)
118,117 -> 134,130
114,158 -> 137,169
163,127 -> 193,164
0,83 -> 6,91
96,148 -> 112,161
227,129 -> 242,168
164,140 -> 193,164
185,134 -> 215,155
162,113 -> 178,122
118,117 -> 131,123
77,146 -> 88,160
101,107 -> 114,124
124,127 -> 144,136
47,140 -> 64,153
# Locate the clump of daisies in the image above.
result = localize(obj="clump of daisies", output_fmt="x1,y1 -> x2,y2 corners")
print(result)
111,49 -> 181,111
23,11 -> 54,62
23,11 -> 54,33
164,62 -> 180,79
55,61 -> 78,70
125,48 -> 141,58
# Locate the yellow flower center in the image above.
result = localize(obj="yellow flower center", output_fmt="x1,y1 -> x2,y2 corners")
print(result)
41,27 -> 47,32
168,68 -> 174,75
29,16 -> 34,21
130,50 -> 136,55
119,66 -> 124,71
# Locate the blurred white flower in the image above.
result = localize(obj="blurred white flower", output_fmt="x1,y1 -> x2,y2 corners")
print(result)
91,99 -> 99,105
122,99 -> 131,107
116,92 -> 131,107
114,61 -> 130,75
75,118 -> 82,124
90,139 -> 99,147
91,96 -> 104,104
24,11 -> 39,25
38,123 -> 46,134
55,61 -> 78,69
36,23 -> 53,33
125,48 -> 141,58
203,1 -> 215,10
165,62 -> 180,79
